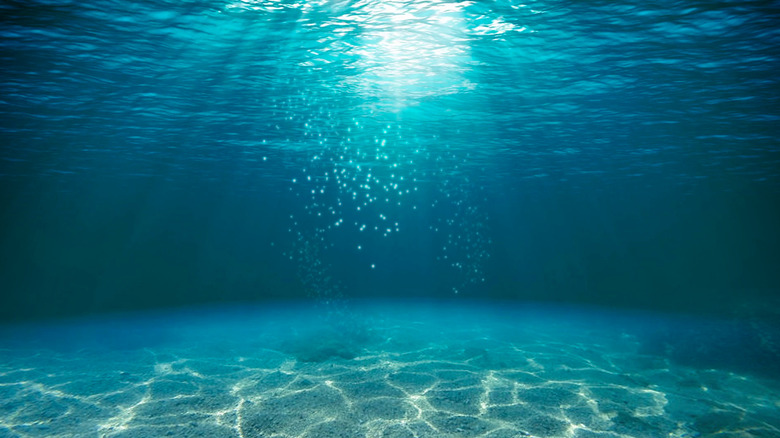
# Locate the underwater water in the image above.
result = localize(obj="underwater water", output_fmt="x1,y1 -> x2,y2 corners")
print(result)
1,0 -> 780,436
1,300 -> 780,438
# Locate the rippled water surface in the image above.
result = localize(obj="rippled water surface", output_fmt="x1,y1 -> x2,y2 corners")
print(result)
1,0 -> 779,315
3,0 -> 778,183
1,2 -> 780,437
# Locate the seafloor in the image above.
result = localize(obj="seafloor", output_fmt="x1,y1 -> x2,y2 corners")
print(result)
0,300 -> 778,438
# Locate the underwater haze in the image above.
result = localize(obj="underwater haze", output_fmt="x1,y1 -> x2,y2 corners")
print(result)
1,0 -> 780,437
2,0 -> 780,316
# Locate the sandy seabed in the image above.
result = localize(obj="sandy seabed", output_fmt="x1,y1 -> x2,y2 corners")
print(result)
0,300 -> 778,438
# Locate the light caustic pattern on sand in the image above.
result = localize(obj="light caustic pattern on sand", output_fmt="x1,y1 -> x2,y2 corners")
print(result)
0,311 -> 778,438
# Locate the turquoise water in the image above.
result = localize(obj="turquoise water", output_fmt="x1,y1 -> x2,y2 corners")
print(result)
1,300 -> 779,437
2,0 -> 779,315
1,0 -> 780,436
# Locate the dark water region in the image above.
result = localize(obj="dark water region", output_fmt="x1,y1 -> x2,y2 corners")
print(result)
2,176 -> 779,320
1,0 -> 780,322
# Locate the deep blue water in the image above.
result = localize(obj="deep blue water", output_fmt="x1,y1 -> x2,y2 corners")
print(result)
1,1 -> 780,435
2,0 -> 779,319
